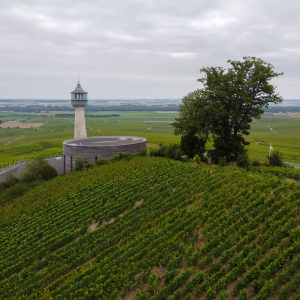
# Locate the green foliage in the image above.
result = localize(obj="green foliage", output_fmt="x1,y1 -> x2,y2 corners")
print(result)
172,57 -> 283,163
2,169 -> 19,188
40,163 -> 58,180
20,169 -> 37,182
251,159 -> 261,166
74,155 -> 85,171
21,157 -> 57,181
95,158 -> 109,166
218,291 -> 228,300
239,289 -> 247,300
150,143 -> 186,161
95,150 -> 147,167
252,279 -> 264,293
249,165 -> 300,180
206,286 -> 216,300
84,162 -> 94,170
180,131 -> 206,158
193,154 -> 202,165
236,151 -> 250,168
218,156 -> 227,166
147,271 -> 160,296
268,150 -> 284,167
0,157 -> 300,299
0,158 -> 56,207
233,279 -> 243,296
0,139 -> 63,169
0,180 -> 44,207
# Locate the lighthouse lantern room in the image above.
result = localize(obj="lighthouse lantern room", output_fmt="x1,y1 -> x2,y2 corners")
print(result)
71,80 -> 88,139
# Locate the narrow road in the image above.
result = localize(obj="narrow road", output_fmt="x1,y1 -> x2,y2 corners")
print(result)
284,162 -> 300,169
3,136 -> 25,146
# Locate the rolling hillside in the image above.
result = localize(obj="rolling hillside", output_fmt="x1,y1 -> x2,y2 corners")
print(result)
0,157 -> 299,299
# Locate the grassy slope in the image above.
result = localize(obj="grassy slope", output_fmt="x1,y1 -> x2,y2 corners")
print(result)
0,157 -> 299,299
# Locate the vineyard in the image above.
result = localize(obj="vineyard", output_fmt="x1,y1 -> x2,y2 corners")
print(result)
249,166 -> 300,181
0,140 -> 63,169
0,157 -> 299,299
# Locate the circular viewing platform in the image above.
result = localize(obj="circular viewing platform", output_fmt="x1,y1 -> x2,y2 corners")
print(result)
63,136 -> 147,172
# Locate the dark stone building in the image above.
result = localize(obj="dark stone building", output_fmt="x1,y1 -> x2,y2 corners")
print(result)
63,136 -> 146,173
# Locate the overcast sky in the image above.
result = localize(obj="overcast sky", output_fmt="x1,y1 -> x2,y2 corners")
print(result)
0,0 -> 299,100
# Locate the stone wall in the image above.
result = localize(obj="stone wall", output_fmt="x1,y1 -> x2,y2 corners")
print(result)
63,138 -> 146,173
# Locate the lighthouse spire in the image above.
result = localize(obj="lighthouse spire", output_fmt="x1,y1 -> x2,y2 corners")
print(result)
71,80 -> 88,139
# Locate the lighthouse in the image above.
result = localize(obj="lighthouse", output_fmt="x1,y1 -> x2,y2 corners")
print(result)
71,80 -> 88,139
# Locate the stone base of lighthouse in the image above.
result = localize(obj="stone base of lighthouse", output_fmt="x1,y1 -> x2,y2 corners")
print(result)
74,106 -> 87,139
63,136 -> 147,173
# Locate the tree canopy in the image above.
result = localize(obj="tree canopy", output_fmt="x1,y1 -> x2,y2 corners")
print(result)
172,57 -> 283,162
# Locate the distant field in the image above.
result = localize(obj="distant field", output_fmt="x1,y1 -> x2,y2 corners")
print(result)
246,116 -> 300,164
0,120 -> 44,128
0,111 -> 299,166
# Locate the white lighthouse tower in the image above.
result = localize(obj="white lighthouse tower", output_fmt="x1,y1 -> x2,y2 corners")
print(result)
71,80 -> 88,139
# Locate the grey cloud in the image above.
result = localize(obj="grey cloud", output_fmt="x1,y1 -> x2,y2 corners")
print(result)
0,0 -> 299,99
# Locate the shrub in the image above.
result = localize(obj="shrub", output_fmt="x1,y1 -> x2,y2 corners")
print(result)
20,169 -> 37,182
150,143 -> 185,162
96,159 -> 109,166
268,150 -> 283,167
193,154 -> 201,165
251,159 -> 261,166
237,151 -> 250,168
3,170 -> 19,188
21,157 -> 57,181
84,162 -> 94,170
218,156 -> 227,166
137,149 -> 147,157
116,153 -> 135,161
74,155 -> 85,171
39,164 -> 58,180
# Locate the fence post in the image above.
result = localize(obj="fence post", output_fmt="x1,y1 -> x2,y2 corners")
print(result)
63,155 -> 66,175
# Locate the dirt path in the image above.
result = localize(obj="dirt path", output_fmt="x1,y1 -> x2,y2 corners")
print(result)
267,125 -> 279,134
3,136 -> 26,147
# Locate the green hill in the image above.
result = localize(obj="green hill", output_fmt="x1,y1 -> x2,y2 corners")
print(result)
0,157 -> 299,299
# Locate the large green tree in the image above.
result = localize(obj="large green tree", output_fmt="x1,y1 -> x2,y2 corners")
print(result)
172,57 -> 283,162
